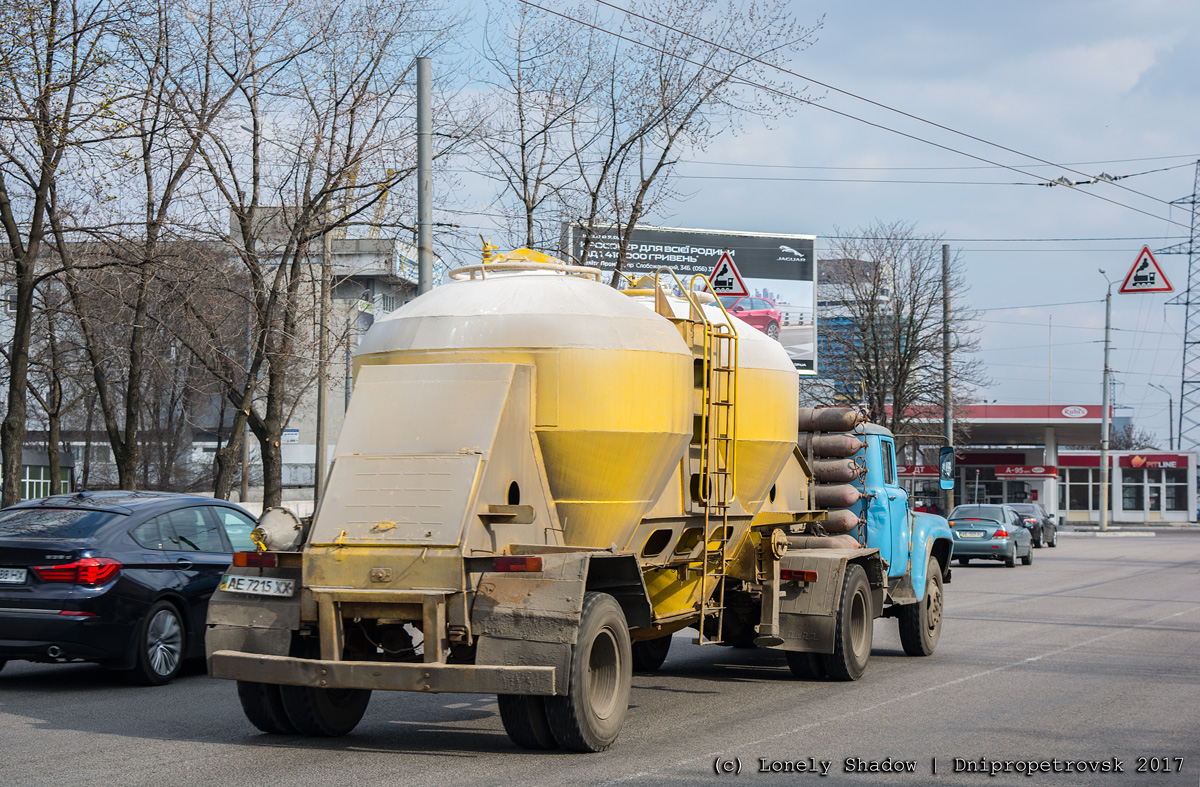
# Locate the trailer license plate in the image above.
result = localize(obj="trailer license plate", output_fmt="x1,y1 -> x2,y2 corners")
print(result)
958,530 -> 985,539
0,568 -> 27,584
219,575 -> 295,597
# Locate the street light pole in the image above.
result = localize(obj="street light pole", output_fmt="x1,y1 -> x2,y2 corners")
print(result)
1099,270 -> 1113,532
1150,383 -> 1175,450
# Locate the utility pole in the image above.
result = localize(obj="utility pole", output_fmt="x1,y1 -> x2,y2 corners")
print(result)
416,57 -> 433,294
942,243 -> 954,513
1099,271 -> 1113,532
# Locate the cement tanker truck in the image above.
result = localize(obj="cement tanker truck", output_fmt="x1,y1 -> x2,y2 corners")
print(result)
206,250 -> 953,752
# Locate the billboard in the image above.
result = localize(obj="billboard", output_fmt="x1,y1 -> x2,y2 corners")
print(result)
564,224 -> 817,373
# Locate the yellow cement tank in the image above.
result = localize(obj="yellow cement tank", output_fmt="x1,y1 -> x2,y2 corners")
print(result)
354,263 -> 694,550
353,255 -> 798,552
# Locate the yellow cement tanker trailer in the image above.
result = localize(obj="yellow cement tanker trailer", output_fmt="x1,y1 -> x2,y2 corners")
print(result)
206,251 -> 949,752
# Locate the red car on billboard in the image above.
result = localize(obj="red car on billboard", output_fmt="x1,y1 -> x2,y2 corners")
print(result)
718,296 -> 782,341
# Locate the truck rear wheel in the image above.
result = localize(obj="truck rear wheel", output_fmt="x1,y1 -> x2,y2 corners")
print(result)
897,557 -> 943,657
236,680 -> 297,734
279,684 -> 371,737
821,564 -> 872,681
631,635 -> 672,672
785,650 -> 827,680
544,592 -> 631,752
498,695 -> 558,749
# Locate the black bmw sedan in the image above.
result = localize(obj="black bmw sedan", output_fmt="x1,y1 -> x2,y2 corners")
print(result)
0,491 -> 258,685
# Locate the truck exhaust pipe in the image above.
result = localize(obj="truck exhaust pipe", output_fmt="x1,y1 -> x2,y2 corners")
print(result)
47,645 -> 63,658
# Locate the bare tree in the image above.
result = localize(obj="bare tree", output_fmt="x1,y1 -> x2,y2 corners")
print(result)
170,0 -> 451,506
475,1 -> 601,249
0,0 -> 131,505
1110,423 -> 1159,451
560,0 -> 818,281
814,221 -> 987,453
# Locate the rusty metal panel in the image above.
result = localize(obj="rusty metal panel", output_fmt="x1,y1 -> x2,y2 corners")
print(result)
776,611 -> 836,654
204,626 -> 292,661
209,651 -> 555,695
475,637 -> 572,696
206,588 -> 302,630
309,453 -> 482,547
471,553 -> 587,644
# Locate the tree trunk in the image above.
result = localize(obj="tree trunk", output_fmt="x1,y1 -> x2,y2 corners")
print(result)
1,258 -> 36,505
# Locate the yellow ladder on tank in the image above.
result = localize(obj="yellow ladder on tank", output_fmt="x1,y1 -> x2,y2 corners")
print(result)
695,315 -> 737,645
648,269 -> 740,646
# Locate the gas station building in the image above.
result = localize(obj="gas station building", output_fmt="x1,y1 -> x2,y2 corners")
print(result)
899,404 -> 1197,524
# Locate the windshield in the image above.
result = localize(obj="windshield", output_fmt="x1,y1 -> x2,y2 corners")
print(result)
0,508 -> 125,539
718,296 -> 741,309
950,505 -> 1006,522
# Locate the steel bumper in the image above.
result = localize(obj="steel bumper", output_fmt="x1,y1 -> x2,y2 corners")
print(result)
209,650 -> 557,695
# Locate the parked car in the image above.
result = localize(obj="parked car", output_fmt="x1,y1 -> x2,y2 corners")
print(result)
948,504 -> 1033,567
0,491 -> 258,684
718,295 -> 782,340
1008,503 -> 1058,548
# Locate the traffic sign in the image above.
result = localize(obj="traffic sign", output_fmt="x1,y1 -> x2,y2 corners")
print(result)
708,251 -> 749,297
1119,246 -> 1173,294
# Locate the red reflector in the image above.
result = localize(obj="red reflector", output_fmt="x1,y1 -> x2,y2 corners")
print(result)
59,610 -> 97,617
32,557 -> 121,586
493,556 -> 543,572
232,551 -> 278,568
781,569 -> 818,583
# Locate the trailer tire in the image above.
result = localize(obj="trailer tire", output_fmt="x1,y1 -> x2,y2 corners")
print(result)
279,684 -> 371,737
237,681 -> 298,734
498,695 -> 558,749
898,557 -> 943,657
631,635 -> 672,672
544,592 -> 631,752
821,564 -> 872,681
785,650 -> 827,680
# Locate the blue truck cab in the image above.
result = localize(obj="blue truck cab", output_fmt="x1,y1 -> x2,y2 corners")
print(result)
853,423 -> 954,600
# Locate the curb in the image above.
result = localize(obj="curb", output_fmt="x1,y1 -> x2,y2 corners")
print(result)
1058,531 -> 1156,538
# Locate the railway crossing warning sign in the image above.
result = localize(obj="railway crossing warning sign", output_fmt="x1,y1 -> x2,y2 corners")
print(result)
708,251 -> 749,297
1119,246 -> 1173,294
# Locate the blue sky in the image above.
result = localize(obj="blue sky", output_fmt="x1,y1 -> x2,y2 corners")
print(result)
450,1 -> 1200,449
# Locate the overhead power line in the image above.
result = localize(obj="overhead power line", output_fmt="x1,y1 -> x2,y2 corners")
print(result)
679,153 -> 1200,172
525,0 -> 1194,230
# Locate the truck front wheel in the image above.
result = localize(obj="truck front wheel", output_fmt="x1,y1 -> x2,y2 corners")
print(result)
897,557 -> 943,657
237,681 -> 297,734
544,592 -> 632,752
279,684 -> 371,737
821,564 -> 873,681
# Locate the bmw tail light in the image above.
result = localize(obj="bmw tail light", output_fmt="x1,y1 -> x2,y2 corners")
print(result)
32,557 -> 121,586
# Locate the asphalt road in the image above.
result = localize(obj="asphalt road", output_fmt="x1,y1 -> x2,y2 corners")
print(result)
2,534 -> 1198,786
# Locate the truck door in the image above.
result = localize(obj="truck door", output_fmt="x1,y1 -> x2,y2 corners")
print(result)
880,437 -> 911,578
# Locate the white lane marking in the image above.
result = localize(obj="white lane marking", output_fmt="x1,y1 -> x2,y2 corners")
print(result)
602,604 -> 1200,784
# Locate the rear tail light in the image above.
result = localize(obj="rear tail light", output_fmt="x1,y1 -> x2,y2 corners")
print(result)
232,551 -> 278,568
32,557 -> 121,586
493,556 -> 543,572
1023,518 -> 1036,524
781,569 -> 818,583
993,529 -> 1009,538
